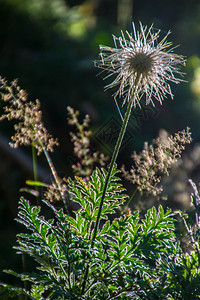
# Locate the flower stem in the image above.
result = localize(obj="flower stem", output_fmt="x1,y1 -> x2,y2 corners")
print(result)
81,77 -> 140,295
91,95 -> 135,246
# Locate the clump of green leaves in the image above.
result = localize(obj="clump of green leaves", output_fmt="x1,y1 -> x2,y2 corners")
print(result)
1,165 -> 200,299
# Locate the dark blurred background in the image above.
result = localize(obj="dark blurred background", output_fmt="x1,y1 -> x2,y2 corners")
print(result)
1,0 -> 200,288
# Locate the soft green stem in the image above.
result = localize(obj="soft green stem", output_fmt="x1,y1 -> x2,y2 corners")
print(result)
91,94 -> 136,247
81,78 -> 140,295
32,143 -> 37,182
21,143 -> 37,300
31,143 -> 39,205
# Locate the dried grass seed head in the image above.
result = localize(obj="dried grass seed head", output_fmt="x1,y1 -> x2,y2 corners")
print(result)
0,78 -> 58,155
95,22 -> 185,107
122,128 -> 192,196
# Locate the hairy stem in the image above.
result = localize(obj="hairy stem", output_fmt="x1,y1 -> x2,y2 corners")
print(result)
91,97 -> 134,246
81,77 -> 140,295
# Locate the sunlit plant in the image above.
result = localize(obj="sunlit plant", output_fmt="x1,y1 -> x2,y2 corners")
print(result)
0,22 -> 199,300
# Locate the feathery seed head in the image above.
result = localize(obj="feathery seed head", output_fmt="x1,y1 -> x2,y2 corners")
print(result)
95,22 -> 185,107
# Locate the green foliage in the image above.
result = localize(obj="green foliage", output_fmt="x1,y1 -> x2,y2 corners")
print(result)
67,166 -> 127,233
0,11 -> 200,296
2,166 -> 200,299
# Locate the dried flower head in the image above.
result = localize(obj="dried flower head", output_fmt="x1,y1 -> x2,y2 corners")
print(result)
0,77 -> 58,155
44,180 -> 68,203
95,22 -> 185,107
122,128 -> 192,196
67,106 -> 107,177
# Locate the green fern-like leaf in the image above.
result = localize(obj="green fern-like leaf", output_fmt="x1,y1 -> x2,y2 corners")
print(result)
9,197 -> 94,298
0,283 -> 29,298
67,165 -> 128,239
80,206 -> 179,299
2,178 -> 198,299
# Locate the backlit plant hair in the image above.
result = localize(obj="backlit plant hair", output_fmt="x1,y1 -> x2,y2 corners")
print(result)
92,22 -> 185,239
96,22 -> 185,107
0,23 -> 192,299
80,22 -> 186,293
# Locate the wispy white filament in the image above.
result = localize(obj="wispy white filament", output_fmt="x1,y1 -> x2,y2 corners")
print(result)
95,22 -> 185,108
